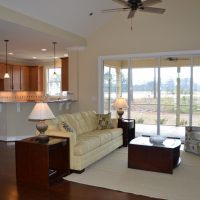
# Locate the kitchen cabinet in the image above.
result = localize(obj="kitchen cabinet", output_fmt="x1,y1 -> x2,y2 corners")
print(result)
0,63 -> 6,79
20,66 -> 30,91
12,65 -> 21,91
0,64 -> 21,91
29,66 -> 43,91
3,64 -> 13,91
61,57 -> 68,91
0,63 -> 43,91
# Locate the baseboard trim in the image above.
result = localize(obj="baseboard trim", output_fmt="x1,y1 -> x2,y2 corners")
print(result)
70,169 -> 85,174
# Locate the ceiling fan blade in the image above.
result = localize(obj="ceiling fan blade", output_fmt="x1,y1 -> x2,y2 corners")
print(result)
142,0 -> 162,7
101,7 -> 129,13
112,0 -> 129,7
128,9 -> 136,19
140,7 -> 165,14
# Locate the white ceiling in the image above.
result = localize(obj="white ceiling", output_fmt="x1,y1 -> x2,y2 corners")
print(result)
0,0 -> 120,63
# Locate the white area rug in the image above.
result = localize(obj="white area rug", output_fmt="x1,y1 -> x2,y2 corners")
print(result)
64,148 -> 200,200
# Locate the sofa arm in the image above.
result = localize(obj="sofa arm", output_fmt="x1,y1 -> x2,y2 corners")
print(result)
36,130 -> 76,169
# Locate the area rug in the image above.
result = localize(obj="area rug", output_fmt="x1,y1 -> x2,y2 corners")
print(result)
63,147 -> 200,200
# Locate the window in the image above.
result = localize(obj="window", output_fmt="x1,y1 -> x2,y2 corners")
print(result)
99,52 -> 200,140
46,67 -> 61,96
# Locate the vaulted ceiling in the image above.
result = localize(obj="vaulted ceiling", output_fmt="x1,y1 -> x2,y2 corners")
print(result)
0,0 -> 120,63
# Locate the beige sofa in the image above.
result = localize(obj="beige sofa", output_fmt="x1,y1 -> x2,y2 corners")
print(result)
45,111 -> 123,172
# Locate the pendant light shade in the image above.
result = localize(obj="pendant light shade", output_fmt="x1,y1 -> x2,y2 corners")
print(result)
4,40 -> 10,79
52,42 -> 57,79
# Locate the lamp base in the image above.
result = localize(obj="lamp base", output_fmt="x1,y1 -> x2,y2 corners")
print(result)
117,109 -> 124,119
36,120 -> 49,143
36,134 -> 49,143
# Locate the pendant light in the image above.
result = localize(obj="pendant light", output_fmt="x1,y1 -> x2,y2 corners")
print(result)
4,40 -> 10,79
52,42 -> 57,79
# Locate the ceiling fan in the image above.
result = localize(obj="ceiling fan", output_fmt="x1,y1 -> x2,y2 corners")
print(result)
101,0 -> 166,19
165,57 -> 190,62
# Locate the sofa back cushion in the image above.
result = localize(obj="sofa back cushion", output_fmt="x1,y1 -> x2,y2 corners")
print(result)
81,111 -> 97,132
61,111 -> 98,135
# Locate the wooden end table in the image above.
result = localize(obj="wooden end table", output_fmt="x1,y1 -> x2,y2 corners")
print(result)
128,136 -> 181,174
118,119 -> 135,147
15,136 -> 70,188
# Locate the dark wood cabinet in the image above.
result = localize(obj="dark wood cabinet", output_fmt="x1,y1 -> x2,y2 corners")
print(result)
15,136 -> 70,188
20,66 -> 30,91
0,63 -> 43,91
0,63 -> 6,90
118,119 -> 135,147
3,64 -> 13,91
12,65 -> 21,90
61,57 -> 69,91
0,63 -> 6,79
29,66 -> 43,91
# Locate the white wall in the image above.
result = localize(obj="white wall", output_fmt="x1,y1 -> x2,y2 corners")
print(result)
0,101 -> 72,141
70,0 -> 200,113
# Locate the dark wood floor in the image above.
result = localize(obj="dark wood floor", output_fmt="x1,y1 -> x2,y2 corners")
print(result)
0,141 -> 164,200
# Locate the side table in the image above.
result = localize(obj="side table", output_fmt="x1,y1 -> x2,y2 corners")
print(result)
118,119 -> 135,147
15,136 -> 70,188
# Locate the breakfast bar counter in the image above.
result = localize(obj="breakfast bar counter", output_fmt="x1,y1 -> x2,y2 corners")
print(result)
0,99 -> 74,141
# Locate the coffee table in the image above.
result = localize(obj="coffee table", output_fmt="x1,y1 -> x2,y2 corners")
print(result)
128,136 -> 181,174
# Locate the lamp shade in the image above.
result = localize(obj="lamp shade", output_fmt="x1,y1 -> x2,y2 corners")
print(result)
28,102 -> 55,120
114,97 -> 128,109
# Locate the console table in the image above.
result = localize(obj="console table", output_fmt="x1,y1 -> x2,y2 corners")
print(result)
128,136 -> 181,174
15,136 -> 70,188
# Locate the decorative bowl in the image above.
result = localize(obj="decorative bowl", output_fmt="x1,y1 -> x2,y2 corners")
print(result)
149,135 -> 166,144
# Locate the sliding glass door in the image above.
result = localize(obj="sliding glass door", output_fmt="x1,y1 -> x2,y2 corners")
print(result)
159,57 -> 191,138
193,56 -> 200,126
100,52 -> 200,140
131,58 -> 158,135
103,59 -> 129,118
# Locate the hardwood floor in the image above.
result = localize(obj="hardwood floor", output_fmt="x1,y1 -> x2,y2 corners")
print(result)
0,141 -> 164,200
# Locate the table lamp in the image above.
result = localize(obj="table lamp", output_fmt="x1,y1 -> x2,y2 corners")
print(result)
28,102 -> 55,143
114,97 -> 128,119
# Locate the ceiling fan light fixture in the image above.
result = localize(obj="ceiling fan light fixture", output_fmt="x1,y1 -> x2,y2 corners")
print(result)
4,40 -> 10,79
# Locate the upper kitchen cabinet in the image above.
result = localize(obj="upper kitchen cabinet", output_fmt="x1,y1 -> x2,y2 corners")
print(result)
0,63 -> 6,79
61,57 -> 68,91
0,64 -> 43,91
12,65 -> 21,91
2,64 -> 25,91
3,64 -> 13,91
20,66 -> 30,91
29,66 -> 43,91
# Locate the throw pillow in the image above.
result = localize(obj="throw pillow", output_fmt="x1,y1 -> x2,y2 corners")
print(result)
61,121 -> 74,133
96,113 -> 113,130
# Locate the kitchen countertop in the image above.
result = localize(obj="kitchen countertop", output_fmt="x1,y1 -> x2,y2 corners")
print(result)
0,99 -> 75,103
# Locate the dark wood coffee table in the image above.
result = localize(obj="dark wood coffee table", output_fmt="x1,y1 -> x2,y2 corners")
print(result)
128,136 -> 181,174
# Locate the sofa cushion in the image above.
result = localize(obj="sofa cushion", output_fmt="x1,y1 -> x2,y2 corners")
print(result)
74,134 -> 101,156
84,130 -> 112,145
61,121 -> 75,132
96,113 -> 113,130
108,128 -> 123,139
81,111 -> 97,131
59,113 -> 87,135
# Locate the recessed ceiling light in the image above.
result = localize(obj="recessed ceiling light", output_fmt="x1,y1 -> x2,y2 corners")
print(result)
32,57 -> 37,59
41,48 -> 47,51
8,52 -> 13,55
